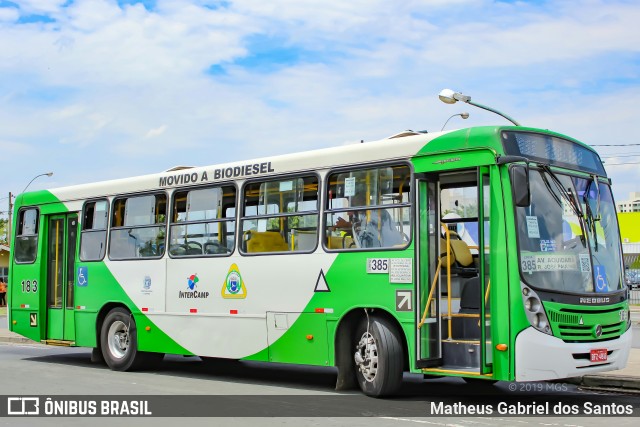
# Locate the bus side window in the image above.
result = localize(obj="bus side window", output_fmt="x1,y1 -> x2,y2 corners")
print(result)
14,208 -> 39,264
241,175 -> 319,254
80,200 -> 108,261
109,194 -> 167,260
169,185 -> 237,257
324,164 -> 411,251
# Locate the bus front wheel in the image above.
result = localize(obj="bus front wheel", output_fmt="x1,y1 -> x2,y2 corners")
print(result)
353,316 -> 403,397
101,307 -> 147,371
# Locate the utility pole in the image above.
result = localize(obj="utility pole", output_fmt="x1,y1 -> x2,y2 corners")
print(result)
7,192 -> 13,244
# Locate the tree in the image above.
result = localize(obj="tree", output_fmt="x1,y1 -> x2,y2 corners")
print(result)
0,217 -> 7,244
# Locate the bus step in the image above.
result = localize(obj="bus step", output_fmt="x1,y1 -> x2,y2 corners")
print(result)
429,366 -> 482,374
422,367 -> 481,375
41,339 -> 75,347
442,316 -> 482,340
441,339 -> 480,368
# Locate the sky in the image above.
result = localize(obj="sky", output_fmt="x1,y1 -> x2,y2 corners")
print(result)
1,0 -> 639,217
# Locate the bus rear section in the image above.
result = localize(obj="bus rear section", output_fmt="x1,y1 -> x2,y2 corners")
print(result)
8,191 -> 87,347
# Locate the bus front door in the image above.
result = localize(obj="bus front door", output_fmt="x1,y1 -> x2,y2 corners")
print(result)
416,178 -> 442,367
416,169 -> 494,377
46,214 -> 78,342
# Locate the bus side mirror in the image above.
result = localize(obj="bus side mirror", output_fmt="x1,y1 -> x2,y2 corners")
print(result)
510,165 -> 531,207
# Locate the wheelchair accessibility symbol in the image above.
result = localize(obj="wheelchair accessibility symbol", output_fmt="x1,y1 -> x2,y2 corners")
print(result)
594,265 -> 607,293
77,267 -> 88,287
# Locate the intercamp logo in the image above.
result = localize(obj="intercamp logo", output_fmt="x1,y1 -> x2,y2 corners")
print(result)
7,397 -> 40,415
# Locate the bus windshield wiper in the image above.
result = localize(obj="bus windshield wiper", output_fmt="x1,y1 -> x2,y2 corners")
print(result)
583,176 -> 601,251
538,164 -> 587,248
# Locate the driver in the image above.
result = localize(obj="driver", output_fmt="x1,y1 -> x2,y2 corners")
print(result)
334,191 -> 404,248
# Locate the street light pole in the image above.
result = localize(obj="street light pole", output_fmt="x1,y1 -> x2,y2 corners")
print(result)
7,192 -> 12,244
441,112 -> 470,131
22,172 -> 54,194
438,89 -> 521,126
7,172 -> 54,244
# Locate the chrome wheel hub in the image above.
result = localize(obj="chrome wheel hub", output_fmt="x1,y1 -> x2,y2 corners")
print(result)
107,320 -> 129,359
354,331 -> 378,382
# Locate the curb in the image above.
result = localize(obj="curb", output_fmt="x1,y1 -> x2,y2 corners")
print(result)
580,375 -> 640,393
0,334 -> 39,345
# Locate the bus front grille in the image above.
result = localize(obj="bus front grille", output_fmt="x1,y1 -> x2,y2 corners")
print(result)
547,307 -> 627,342
557,323 -> 624,341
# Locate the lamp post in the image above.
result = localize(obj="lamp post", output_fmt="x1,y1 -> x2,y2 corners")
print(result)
438,89 -> 521,126
22,172 -> 54,194
441,112 -> 470,131
7,172 -> 54,243
6,193 -> 13,245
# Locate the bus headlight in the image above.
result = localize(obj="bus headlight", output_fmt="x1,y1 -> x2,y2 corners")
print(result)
525,297 -> 540,312
521,283 -> 552,335
535,313 -> 549,331
621,307 -> 631,331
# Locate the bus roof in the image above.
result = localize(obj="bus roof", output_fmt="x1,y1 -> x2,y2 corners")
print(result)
24,129 -> 445,204
17,125 -> 594,205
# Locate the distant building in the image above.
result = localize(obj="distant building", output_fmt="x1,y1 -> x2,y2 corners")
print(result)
618,213 -> 640,275
619,212 -> 640,244
617,191 -> 640,213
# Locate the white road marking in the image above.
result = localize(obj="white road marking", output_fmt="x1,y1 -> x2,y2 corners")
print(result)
380,417 -> 465,427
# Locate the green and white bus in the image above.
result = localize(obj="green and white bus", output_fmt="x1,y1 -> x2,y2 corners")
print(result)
8,125 -> 631,396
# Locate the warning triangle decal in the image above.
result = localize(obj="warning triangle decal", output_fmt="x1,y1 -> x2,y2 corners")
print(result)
314,269 -> 331,292
221,263 -> 247,299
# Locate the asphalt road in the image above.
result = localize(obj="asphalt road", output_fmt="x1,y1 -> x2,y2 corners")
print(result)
0,313 -> 638,346
0,343 -> 638,427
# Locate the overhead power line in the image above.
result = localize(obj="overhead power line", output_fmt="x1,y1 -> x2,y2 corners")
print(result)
601,154 -> 640,158
603,161 -> 640,165
591,143 -> 640,147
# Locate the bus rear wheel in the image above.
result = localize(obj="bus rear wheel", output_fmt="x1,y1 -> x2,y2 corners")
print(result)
101,307 -> 159,371
353,316 -> 403,397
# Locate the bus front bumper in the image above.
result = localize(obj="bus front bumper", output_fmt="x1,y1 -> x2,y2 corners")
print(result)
515,326 -> 632,382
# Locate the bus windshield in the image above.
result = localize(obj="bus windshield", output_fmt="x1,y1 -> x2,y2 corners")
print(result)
515,168 -> 623,294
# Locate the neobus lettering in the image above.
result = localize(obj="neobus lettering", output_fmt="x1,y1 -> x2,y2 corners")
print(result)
580,297 -> 610,304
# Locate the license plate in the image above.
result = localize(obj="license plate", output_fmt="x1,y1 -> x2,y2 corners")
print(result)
590,348 -> 608,362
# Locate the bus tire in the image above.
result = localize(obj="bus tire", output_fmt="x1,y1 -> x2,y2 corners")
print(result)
353,316 -> 403,397
100,307 -> 145,371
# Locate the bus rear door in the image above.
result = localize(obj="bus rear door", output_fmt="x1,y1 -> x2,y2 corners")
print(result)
45,213 -> 78,342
